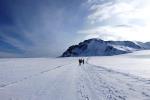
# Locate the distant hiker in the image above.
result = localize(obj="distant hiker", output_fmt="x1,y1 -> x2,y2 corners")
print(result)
82,59 -> 84,64
79,59 -> 82,66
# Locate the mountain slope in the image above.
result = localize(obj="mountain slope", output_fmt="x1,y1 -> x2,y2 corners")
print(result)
61,38 -> 150,57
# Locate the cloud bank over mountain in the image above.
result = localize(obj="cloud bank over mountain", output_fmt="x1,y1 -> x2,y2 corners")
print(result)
80,0 -> 150,41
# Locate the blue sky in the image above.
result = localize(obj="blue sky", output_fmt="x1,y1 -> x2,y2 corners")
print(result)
0,0 -> 150,57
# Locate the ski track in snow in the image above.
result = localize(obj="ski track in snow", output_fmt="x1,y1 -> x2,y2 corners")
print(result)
0,58 -> 150,100
84,58 -> 150,100
0,63 -> 72,89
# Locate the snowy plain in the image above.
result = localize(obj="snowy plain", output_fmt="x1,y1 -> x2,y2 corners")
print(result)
0,50 -> 150,100
89,50 -> 150,79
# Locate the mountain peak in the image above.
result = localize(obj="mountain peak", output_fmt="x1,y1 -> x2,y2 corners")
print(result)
61,38 -> 150,57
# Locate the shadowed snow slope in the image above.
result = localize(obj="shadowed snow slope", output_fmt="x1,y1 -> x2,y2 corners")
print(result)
0,51 -> 150,100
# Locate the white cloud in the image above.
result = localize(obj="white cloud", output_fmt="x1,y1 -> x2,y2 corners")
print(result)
81,0 -> 150,42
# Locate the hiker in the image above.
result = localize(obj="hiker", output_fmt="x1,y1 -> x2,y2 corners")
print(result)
82,59 -> 84,64
79,59 -> 82,66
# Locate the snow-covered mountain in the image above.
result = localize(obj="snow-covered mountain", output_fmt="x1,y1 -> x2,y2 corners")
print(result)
61,38 -> 150,57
